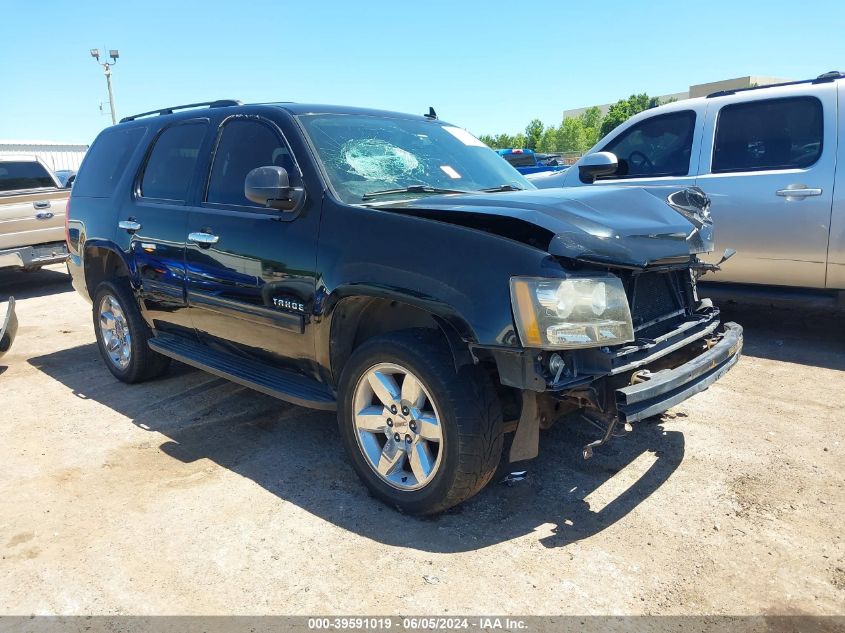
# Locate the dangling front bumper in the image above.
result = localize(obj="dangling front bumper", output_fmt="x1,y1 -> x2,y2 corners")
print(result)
0,297 -> 19,360
615,322 -> 743,423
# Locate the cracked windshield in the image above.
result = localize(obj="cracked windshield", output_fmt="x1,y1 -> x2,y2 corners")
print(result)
298,114 -> 533,204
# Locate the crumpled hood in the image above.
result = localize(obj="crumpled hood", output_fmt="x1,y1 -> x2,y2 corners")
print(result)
392,185 -> 713,268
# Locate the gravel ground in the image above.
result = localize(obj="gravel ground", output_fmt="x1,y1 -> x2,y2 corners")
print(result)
0,265 -> 842,616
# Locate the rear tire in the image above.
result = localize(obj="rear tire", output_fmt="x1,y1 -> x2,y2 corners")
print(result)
92,279 -> 170,383
338,329 -> 503,515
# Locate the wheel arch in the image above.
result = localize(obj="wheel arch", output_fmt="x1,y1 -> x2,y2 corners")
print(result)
83,241 -> 133,298
323,291 -> 477,388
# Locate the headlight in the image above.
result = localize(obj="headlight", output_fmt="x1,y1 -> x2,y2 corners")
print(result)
510,276 -> 634,349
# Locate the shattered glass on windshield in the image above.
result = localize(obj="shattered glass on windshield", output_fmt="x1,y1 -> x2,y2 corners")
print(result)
298,114 -> 532,204
341,139 -> 421,183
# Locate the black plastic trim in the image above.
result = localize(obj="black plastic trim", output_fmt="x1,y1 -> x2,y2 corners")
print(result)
706,71 -> 842,98
120,100 -> 241,123
187,291 -> 304,334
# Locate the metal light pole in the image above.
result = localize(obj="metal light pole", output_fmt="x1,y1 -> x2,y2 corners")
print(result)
90,48 -> 119,124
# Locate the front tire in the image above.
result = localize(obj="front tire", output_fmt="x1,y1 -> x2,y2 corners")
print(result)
338,329 -> 503,515
92,279 -> 170,383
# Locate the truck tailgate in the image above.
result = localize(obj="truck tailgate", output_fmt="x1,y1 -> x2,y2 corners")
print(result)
0,190 -> 68,250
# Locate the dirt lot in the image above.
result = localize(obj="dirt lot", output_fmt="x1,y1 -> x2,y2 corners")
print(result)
0,264 -> 842,616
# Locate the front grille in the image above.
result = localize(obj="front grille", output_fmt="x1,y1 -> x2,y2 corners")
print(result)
624,270 -> 694,338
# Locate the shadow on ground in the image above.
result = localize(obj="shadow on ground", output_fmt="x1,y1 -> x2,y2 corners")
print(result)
26,303 -> 840,552
0,265 -> 71,301
29,342 -> 684,552
719,302 -> 845,371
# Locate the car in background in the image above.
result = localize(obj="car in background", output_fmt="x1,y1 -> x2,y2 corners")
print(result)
535,153 -> 566,167
531,71 -> 845,307
496,148 -> 568,175
0,156 -> 69,271
55,170 -> 77,188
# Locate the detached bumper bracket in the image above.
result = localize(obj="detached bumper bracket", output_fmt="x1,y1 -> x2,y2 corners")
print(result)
0,297 -> 18,359
616,322 -> 743,423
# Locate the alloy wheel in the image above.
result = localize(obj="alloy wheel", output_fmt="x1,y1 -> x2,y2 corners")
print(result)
97,294 -> 132,370
352,362 -> 444,490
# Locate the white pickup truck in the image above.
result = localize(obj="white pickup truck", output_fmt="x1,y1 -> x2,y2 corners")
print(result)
531,71 -> 845,307
0,155 -> 70,271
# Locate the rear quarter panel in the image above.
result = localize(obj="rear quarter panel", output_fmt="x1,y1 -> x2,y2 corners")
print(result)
67,122 -> 153,300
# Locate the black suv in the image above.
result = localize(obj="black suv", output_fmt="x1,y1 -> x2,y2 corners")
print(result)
67,100 -> 742,515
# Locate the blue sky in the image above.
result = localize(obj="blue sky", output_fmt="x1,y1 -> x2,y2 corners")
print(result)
2,0 -> 844,144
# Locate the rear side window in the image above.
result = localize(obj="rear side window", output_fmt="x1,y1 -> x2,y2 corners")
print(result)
141,122 -> 207,202
502,153 -> 536,168
206,118 -> 300,207
600,110 -> 696,179
712,97 -> 823,173
73,126 -> 146,197
0,161 -> 55,192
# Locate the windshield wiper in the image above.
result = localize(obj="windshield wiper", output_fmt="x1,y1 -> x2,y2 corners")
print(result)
478,184 -> 524,192
361,185 -> 471,201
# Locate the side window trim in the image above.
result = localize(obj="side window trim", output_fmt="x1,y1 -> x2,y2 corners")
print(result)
201,114 -> 303,211
709,95 -> 824,175
134,118 -> 209,205
598,109 -> 698,180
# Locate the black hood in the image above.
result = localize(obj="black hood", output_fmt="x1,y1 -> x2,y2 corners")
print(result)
381,185 -> 713,269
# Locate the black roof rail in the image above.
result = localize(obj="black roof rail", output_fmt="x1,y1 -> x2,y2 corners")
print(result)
119,99 -> 242,123
706,71 -> 843,99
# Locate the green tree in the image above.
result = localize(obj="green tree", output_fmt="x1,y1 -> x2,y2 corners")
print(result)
490,133 -> 513,149
579,106 -> 603,149
537,126 -> 560,153
477,134 -> 496,147
557,117 -> 587,153
524,119 -> 544,151
477,92 -> 671,154
555,107 -> 605,153
599,93 -> 661,138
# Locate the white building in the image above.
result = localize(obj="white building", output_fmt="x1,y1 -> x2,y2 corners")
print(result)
0,140 -> 89,172
563,75 -> 793,119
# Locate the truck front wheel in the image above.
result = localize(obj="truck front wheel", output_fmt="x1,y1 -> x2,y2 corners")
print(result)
337,329 -> 503,515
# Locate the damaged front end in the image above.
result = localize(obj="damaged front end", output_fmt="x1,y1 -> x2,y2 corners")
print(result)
488,265 -> 742,462
464,186 -> 742,462
0,297 -> 18,361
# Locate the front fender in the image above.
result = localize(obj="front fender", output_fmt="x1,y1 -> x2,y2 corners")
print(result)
316,200 -> 559,349
315,285 -> 482,384
323,282 -> 480,343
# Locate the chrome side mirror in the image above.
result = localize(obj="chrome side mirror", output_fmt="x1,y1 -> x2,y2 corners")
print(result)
578,152 -> 619,184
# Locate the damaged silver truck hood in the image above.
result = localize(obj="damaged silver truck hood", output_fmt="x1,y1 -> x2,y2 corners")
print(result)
389,185 -> 713,269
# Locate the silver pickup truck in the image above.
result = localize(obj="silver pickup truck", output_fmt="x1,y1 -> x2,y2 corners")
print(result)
531,71 -> 845,306
0,155 -> 70,271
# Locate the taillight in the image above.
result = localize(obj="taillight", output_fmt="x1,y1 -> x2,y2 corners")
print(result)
64,197 -> 70,246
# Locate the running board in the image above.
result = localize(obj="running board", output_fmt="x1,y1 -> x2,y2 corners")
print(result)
148,334 -> 336,410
